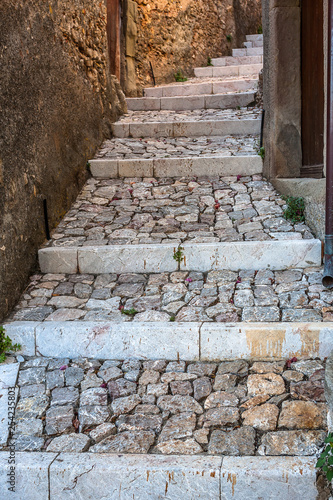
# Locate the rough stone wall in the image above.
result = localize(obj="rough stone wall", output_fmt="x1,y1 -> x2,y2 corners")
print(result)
0,0 -> 126,322
131,0 -> 262,94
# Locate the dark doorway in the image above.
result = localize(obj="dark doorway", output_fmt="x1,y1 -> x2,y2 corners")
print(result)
301,0 -> 324,178
107,0 -> 121,80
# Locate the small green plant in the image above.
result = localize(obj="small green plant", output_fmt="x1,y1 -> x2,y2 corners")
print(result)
121,308 -> 138,317
258,146 -> 265,159
174,70 -> 187,82
207,57 -> 213,67
86,161 -> 91,170
258,25 -> 263,34
173,246 -> 184,264
282,196 -> 305,223
316,432 -> 333,481
169,316 -> 176,322
0,326 -> 21,363
226,34 -> 232,42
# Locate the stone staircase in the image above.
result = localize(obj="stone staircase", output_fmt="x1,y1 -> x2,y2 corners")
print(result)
1,33 -> 331,499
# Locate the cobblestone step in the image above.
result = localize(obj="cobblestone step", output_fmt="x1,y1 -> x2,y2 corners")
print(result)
194,65 -> 262,78
127,91 -> 257,111
0,453 -> 319,500
212,55 -> 263,66
7,267 -> 332,324
143,78 -> 258,97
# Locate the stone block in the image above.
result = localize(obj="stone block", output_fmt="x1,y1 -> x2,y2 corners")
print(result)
111,123 -> 130,138
205,92 -> 256,110
129,122 -> 173,138
221,456 -> 317,499
213,79 -> 258,94
126,97 -> 161,111
50,454 -> 221,499
89,160 -> 118,178
118,159 -> 153,177
38,247 -> 78,274
160,95 -> 205,111
35,321 -> 200,360
78,244 -> 178,274
0,452 -> 57,500
194,67 -> 213,78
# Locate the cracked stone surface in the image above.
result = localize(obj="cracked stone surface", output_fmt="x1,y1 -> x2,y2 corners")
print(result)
1,356 -> 327,456
8,266 -> 331,323
95,135 -> 258,160
38,175 -> 313,249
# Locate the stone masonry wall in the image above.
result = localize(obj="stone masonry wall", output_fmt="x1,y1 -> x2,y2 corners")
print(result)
0,0 -> 126,322
131,0 -> 262,95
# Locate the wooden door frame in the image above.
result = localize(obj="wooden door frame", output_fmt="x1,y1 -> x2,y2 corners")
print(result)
107,0 -> 121,80
301,0 -> 325,178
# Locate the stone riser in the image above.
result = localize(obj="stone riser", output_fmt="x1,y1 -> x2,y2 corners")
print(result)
111,119 -> 261,138
0,453 -> 317,500
144,79 -> 258,98
232,47 -> 263,57
5,321 -> 333,361
89,155 -> 263,178
194,65 -> 262,78
38,240 -> 321,275
246,34 -> 264,42
212,56 -> 262,67
127,91 -> 256,112
244,40 -> 263,48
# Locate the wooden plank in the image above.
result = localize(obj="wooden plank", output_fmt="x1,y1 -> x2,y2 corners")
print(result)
107,0 -> 120,79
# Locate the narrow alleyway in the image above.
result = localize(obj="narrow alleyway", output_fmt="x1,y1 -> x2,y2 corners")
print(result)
1,34 -> 330,498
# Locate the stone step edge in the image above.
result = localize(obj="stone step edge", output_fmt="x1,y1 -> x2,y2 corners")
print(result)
143,78 -> 258,97
194,65 -> 262,78
0,453 -> 319,500
89,155 -> 263,178
211,56 -> 263,67
5,321 -> 333,361
126,90 -> 256,111
38,239 -> 322,275
111,119 -> 261,138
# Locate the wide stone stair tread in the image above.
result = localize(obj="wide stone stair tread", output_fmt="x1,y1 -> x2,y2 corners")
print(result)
0,356 -> 326,498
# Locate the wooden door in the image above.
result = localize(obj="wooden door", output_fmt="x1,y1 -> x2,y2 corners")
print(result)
301,0 -> 324,178
107,0 -> 121,80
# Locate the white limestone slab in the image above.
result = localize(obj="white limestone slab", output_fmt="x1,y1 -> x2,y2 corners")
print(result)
35,322 -> 200,360
232,47 -> 263,57
160,95 -> 205,111
78,244 -> 178,274
221,457 -> 317,500
238,63 -> 263,75
0,452 -> 57,500
173,119 -> 260,137
225,55 -> 262,66
153,155 -> 262,177
50,454 -> 221,499
118,159 -> 153,177
194,66 -> 214,77
144,86 -> 163,98
232,48 -> 247,57
246,34 -> 263,42
38,247 -> 78,274
180,240 -> 322,272
212,79 -> 258,94
2,322 -> 36,357
144,82 -> 213,98
111,123 -> 129,138
126,97 -> 161,111
204,92 -> 256,109
129,122 -> 174,138
89,159 -> 118,178
200,323 -> 333,361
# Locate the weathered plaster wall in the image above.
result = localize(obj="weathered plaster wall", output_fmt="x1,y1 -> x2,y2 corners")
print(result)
130,0 -> 262,95
0,0 -> 126,322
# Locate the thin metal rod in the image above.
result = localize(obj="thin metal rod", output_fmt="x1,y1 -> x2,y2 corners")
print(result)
43,199 -> 51,241
260,109 -> 265,149
149,61 -> 156,87
323,0 -> 333,287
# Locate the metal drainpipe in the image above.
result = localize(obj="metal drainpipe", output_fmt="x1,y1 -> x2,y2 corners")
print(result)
323,0 -> 333,288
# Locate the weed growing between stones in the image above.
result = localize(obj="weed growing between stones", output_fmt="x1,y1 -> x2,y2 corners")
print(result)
174,70 -> 187,82
120,308 -> 138,317
282,196 -> 306,223
173,246 -> 184,269
258,25 -> 263,34
207,57 -> 213,67
316,432 -> 333,481
226,34 -> 232,42
258,146 -> 265,159
0,326 -> 21,363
